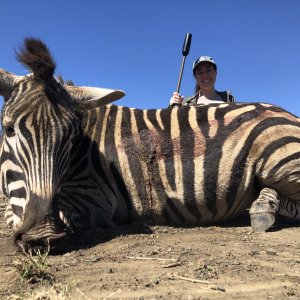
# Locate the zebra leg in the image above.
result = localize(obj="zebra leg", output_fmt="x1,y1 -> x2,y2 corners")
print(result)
249,188 -> 280,232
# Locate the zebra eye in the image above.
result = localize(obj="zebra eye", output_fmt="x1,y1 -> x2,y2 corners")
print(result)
4,126 -> 15,137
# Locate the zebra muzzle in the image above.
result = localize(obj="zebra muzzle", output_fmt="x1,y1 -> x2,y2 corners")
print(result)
14,214 -> 68,251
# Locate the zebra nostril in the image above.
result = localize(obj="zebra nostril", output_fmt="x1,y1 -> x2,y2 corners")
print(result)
14,232 -> 23,245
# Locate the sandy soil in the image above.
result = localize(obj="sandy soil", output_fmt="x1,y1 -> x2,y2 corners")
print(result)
0,196 -> 299,300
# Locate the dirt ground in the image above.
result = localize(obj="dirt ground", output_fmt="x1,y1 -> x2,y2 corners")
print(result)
0,196 -> 299,300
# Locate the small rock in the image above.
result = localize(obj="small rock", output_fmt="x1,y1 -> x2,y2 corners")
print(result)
266,249 -> 277,255
212,286 -> 226,292
91,256 -> 100,262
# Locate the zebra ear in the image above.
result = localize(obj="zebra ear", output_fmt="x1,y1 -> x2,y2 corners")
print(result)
0,69 -> 22,102
65,85 -> 125,110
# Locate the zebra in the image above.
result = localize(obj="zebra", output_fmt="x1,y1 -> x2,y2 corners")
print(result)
0,38 -> 299,250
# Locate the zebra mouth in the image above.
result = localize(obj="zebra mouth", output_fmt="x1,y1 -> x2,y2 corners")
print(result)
14,214 -> 69,253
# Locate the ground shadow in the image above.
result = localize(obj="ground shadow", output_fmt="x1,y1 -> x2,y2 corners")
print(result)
54,222 -> 153,254
52,212 -> 299,254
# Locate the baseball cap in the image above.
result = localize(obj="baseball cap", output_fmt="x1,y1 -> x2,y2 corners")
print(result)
192,56 -> 217,74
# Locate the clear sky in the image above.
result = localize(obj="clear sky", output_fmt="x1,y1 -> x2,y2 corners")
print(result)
1,0 -> 300,116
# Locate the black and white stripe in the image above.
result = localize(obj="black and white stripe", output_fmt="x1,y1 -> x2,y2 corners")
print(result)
55,102 -> 300,229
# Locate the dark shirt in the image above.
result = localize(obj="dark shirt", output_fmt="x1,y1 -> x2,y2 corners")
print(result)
183,90 -> 235,106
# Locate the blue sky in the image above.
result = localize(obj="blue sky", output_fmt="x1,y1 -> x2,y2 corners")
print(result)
1,0 -> 300,116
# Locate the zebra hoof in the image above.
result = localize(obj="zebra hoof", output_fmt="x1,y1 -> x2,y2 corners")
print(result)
250,212 -> 275,232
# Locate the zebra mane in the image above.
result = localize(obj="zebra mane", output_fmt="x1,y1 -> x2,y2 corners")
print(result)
16,37 -> 56,82
56,74 -> 75,86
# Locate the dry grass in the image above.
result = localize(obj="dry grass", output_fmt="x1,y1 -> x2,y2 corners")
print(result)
10,246 -> 78,300
14,245 -> 54,285
11,245 -> 54,299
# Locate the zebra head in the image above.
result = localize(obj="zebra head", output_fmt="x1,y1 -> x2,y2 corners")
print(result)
0,38 -> 125,249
